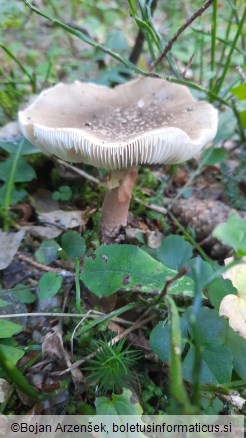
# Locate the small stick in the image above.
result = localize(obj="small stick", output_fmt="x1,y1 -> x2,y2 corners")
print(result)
134,196 -> 167,214
0,312 -> 132,325
54,157 -> 103,186
149,0 -> 215,72
16,252 -> 74,277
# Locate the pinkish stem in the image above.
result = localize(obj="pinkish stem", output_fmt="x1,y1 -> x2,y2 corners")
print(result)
100,167 -> 138,244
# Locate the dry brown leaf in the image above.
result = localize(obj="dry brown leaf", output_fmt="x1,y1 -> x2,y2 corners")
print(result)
0,229 -> 25,270
38,210 -> 85,229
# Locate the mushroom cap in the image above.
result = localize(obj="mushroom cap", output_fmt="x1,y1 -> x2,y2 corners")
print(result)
18,77 -> 218,170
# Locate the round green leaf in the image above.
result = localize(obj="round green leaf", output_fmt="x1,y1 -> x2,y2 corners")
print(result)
38,272 -> 63,300
153,235 -> 193,271
61,230 -> 86,260
35,239 -> 61,265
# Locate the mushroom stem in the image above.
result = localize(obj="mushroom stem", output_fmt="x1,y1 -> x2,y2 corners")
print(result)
100,167 -> 138,244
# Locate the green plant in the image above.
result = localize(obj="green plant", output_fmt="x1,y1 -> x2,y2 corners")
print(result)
84,338 -> 140,393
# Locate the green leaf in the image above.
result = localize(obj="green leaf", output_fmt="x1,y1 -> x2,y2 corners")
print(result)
186,307 -> 228,346
35,239 -> 61,265
80,244 -> 177,297
0,344 -> 24,365
231,84 -> 246,100
213,214 -> 246,256
0,138 -> 39,155
207,276 -> 237,310
201,147 -> 229,166
61,230 -> 86,260
11,284 -> 36,304
213,109 -> 238,143
149,317 -> 187,363
52,185 -> 72,201
38,272 -> 63,300
0,184 -> 27,206
239,109 -> 246,128
0,299 -> 8,308
0,320 -> 22,338
0,155 -> 36,182
152,235 -> 193,270
182,308 -> 233,385
95,388 -> 142,415
187,258 -> 214,289
183,343 -> 232,384
224,326 -> 246,379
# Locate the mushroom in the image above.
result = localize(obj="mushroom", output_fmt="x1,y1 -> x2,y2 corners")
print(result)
18,77 -> 218,244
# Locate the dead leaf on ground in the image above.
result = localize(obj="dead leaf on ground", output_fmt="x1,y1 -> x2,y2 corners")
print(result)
42,325 -> 83,395
0,229 -> 25,270
38,210 -> 85,230
23,225 -> 62,239
220,257 -> 246,339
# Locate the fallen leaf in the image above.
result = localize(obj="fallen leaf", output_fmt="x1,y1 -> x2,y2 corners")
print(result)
0,229 -> 25,270
38,210 -> 85,229
220,257 -> 246,339
23,225 -> 62,239
220,295 -> 246,339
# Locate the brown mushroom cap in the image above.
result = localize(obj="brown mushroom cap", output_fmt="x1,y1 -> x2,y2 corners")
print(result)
18,77 -> 218,170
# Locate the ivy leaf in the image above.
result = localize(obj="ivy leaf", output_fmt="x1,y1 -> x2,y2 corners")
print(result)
95,388 -> 142,415
38,272 -> 63,300
152,235 -> 193,271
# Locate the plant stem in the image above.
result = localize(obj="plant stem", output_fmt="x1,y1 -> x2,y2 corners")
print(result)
24,0 -> 149,77
214,6 -> 246,94
3,139 -> 24,232
209,0 -> 217,91
0,43 -> 36,92
75,257 -> 83,314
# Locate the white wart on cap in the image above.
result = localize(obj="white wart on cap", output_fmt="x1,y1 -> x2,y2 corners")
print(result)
18,77 -> 218,170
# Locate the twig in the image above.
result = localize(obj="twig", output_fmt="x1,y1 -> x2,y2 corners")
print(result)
152,267 -> 189,305
149,0 -> 215,72
51,314 -> 154,376
0,312 -> 133,325
54,158 -> 103,186
16,252 -> 74,277
134,197 -> 167,214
